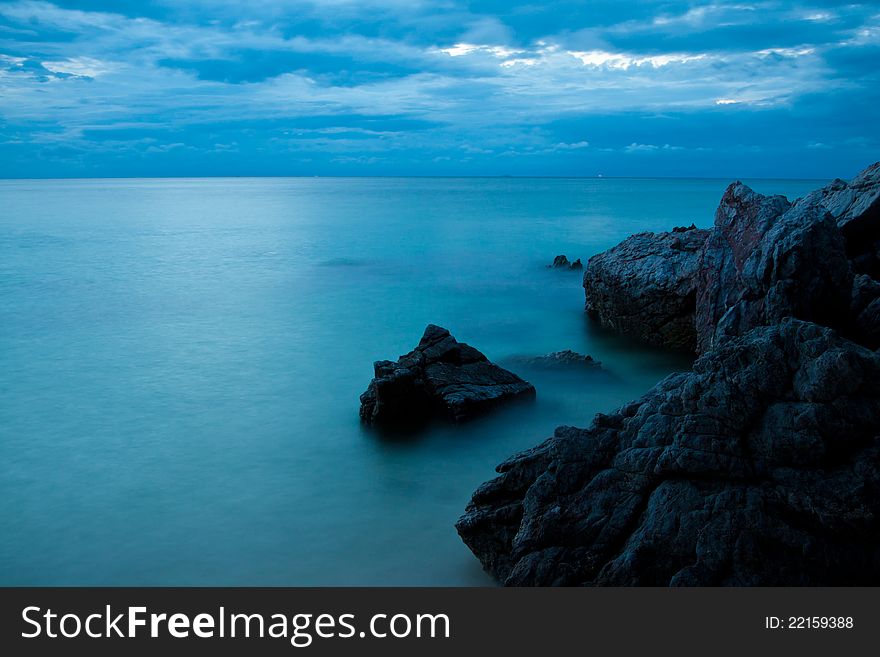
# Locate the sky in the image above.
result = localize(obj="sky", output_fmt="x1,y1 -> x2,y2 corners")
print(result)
0,0 -> 877,178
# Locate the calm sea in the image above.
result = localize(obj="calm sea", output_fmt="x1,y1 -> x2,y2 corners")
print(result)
0,176 -> 822,585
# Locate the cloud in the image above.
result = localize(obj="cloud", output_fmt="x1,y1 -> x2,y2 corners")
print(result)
40,57 -> 117,78
552,141 -> 590,150
624,142 -> 684,153
0,0 -> 877,177
566,50 -> 706,69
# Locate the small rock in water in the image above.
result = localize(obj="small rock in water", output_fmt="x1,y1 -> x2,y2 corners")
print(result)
549,255 -> 583,270
672,223 -> 698,233
522,350 -> 600,369
359,325 -> 535,427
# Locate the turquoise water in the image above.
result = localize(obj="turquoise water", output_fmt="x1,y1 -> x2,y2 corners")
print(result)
0,176 -> 822,585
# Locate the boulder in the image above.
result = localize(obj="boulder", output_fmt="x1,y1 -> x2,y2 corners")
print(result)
796,162 -> 880,276
569,258 -> 583,271
359,325 -> 535,427
456,319 -> 880,586
583,228 -> 710,351
695,183 -> 852,353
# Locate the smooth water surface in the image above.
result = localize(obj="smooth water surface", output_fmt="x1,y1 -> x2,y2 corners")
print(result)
0,176 -> 822,585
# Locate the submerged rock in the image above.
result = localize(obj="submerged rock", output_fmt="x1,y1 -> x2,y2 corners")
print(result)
456,319 -> 880,586
583,228 -> 710,351
359,325 -> 535,427
695,183 -> 852,353
519,350 -> 601,369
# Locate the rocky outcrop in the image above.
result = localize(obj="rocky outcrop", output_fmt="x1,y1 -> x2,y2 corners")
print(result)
459,162 -> 880,586
583,228 -> 709,351
359,325 -> 535,427
695,183 -> 852,353
517,350 -> 601,369
456,320 -> 880,585
796,162 -> 880,277
583,163 -> 880,356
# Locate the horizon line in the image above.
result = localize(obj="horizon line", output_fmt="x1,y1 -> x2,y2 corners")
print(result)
0,173 -> 831,182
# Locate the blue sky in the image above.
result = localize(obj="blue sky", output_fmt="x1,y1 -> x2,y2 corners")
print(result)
0,0 -> 877,178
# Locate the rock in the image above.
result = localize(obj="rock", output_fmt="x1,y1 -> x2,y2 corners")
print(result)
672,223 -> 698,233
550,255 -> 583,270
583,228 -> 710,351
359,325 -> 535,427
456,319 -> 880,586
851,274 -> 880,349
796,162 -> 880,277
695,183 -> 853,353
519,350 -> 601,369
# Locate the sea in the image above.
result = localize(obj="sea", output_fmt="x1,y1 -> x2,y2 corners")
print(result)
0,176 -> 823,585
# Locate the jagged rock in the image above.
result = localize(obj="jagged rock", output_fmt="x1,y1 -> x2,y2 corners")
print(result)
569,258 -> 583,270
456,320 -> 880,586
359,325 -> 535,427
796,162 -> 880,276
672,223 -> 698,233
518,350 -> 601,369
695,183 -> 852,353
583,228 -> 710,351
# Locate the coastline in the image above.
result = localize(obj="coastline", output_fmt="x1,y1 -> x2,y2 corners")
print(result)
456,161 -> 880,586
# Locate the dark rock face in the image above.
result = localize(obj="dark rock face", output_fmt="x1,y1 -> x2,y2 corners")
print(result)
569,258 -> 583,270
456,320 -> 880,586
519,350 -> 601,369
695,183 -> 853,353
797,162 -> 880,277
851,274 -> 880,349
359,325 -> 535,427
583,228 -> 710,351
